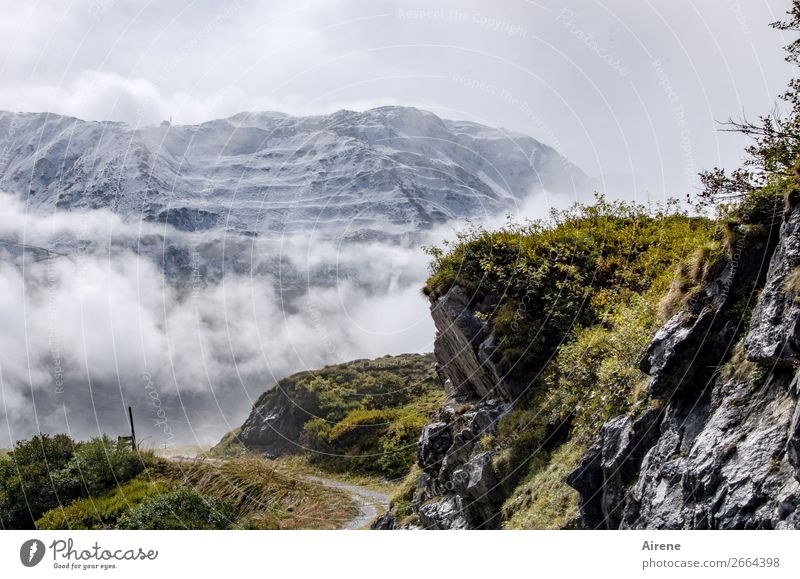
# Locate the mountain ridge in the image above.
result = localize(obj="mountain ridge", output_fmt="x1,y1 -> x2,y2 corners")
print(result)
0,106 -> 589,241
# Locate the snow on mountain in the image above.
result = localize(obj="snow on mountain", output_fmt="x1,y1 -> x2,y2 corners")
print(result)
0,106 -> 588,240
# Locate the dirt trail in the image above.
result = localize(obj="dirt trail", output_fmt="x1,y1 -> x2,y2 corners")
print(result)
303,475 -> 390,530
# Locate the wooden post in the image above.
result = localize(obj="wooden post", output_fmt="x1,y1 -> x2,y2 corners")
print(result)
128,406 -> 136,450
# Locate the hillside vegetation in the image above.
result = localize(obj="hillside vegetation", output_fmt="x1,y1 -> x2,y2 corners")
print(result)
421,195 -> 784,527
0,435 -> 356,530
216,354 -> 443,480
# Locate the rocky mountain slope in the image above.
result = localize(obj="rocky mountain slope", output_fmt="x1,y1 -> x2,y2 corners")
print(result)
0,106 -> 587,241
365,188 -> 800,530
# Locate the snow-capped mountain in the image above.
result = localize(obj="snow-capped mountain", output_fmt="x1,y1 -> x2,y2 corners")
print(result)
0,106 -> 588,240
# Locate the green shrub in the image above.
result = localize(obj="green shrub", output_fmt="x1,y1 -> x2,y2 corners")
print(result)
0,434 -> 76,529
55,436 -> 150,498
117,487 -> 235,530
36,479 -> 171,530
0,434 -> 165,529
721,178 -> 786,227
550,293 -> 656,435
375,407 -> 429,477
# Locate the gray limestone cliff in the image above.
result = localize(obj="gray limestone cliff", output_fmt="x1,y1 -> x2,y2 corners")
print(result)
569,201 -> 800,529
376,286 -> 516,529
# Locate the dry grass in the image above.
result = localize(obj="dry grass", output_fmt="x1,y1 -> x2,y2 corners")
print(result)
687,242 -> 727,284
176,457 -> 358,529
784,266 -> 800,298
657,280 -> 686,320
657,241 -> 727,320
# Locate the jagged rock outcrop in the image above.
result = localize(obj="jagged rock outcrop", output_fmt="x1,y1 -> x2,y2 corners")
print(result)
569,203 -> 800,529
385,286 -> 514,529
430,287 -> 516,401
621,371 -> 800,529
566,410 -> 660,529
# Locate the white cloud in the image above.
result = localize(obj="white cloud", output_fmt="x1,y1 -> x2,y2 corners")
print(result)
0,193 -> 437,446
0,184 -> 570,446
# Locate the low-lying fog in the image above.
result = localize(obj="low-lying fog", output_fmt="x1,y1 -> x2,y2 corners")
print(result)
0,191 -> 570,448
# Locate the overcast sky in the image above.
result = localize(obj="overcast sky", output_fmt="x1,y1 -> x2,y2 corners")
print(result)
0,0 -> 795,199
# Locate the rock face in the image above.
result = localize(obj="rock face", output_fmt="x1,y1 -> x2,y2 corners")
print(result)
393,286 -> 514,529
621,372 -> 800,529
374,199 -> 800,530
745,202 -> 800,366
237,387 -> 306,457
566,410 -> 660,529
568,203 -> 800,529
431,288 -> 517,401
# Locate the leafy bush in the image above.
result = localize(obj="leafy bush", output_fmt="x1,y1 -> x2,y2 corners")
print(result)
0,434 -> 76,529
36,479 -> 171,530
548,293 -> 657,435
0,434 -> 163,529
55,436 -> 151,498
117,487 -> 234,530
376,407 -> 430,476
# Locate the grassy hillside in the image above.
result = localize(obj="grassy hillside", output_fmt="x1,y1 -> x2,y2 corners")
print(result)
423,197 -> 738,527
213,353 -> 443,480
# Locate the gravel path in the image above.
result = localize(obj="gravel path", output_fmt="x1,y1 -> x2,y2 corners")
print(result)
303,475 -> 390,530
